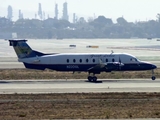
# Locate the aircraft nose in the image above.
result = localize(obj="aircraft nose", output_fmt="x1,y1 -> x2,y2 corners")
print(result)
152,64 -> 157,69
141,62 -> 157,70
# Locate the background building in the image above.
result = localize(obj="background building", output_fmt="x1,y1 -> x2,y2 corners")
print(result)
7,5 -> 13,21
62,2 -> 69,21
19,10 -> 23,19
55,3 -> 58,19
38,3 -> 42,20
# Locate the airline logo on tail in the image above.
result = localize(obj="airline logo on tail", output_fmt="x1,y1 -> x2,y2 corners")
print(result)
9,40 -> 32,58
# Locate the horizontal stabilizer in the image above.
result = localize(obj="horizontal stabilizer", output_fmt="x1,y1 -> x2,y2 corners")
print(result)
9,40 -> 27,46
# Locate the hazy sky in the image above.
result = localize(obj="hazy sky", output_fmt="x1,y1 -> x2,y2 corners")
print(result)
0,0 -> 160,22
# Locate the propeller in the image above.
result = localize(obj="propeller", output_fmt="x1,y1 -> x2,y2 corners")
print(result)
118,56 -> 124,70
99,58 -> 106,68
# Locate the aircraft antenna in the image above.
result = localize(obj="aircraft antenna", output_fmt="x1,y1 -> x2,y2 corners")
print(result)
111,50 -> 114,54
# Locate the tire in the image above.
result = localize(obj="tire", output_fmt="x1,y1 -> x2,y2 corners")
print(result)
92,76 -> 97,82
151,76 -> 156,81
88,76 -> 92,82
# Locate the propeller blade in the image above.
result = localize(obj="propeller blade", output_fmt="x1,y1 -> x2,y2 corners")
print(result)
119,56 -> 124,69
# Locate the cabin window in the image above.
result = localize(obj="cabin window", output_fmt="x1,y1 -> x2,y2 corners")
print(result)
106,59 -> 108,62
86,59 -> 89,63
67,59 -> 69,63
130,58 -> 137,62
73,59 -> 76,63
93,59 -> 95,63
112,59 -> 115,62
79,59 -> 82,63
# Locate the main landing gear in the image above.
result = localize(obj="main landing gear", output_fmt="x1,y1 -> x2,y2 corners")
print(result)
151,69 -> 156,80
88,73 -> 97,82
88,76 -> 97,82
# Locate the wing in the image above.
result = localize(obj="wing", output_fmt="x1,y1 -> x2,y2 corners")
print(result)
88,59 -> 124,72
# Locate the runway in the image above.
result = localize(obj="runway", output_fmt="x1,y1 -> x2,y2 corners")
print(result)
0,79 -> 160,94
1,39 -> 159,94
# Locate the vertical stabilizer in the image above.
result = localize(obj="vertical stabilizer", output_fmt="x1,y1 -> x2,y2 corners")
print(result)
9,40 -> 44,59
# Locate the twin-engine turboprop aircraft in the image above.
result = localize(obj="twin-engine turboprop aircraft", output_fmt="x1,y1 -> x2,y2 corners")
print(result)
9,40 -> 157,82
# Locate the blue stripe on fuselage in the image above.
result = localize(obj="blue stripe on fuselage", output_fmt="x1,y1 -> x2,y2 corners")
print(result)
23,63 -> 156,72
24,63 -> 97,71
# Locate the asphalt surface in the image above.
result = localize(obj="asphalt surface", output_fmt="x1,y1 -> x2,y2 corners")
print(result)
1,39 -> 160,120
0,39 -> 160,94
0,79 -> 160,94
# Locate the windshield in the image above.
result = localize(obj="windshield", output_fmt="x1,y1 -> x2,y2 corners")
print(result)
130,58 -> 138,62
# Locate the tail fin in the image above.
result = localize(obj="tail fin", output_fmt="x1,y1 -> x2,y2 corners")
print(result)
9,40 -> 44,59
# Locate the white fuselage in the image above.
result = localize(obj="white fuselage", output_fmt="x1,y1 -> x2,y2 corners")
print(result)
19,52 -> 156,73
20,53 -> 139,65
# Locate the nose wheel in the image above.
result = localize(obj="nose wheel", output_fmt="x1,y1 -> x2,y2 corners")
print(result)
151,76 -> 156,80
151,70 -> 156,80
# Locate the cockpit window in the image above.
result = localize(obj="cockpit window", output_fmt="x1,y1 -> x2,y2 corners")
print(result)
130,58 -> 138,62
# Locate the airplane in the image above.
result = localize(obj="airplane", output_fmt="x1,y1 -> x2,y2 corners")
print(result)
9,39 -> 157,82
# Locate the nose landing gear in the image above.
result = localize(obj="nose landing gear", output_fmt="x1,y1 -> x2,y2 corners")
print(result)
151,69 -> 156,80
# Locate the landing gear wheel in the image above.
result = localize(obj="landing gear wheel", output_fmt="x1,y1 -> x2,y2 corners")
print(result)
151,70 -> 156,81
151,76 -> 156,81
88,76 -> 92,82
92,76 -> 97,82
87,76 -> 97,82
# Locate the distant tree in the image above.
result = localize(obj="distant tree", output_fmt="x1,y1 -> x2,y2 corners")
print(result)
87,17 -> 94,23
2,13 -> 160,39
117,17 -> 128,25
94,16 -> 113,25
57,19 -> 71,29
47,30 -> 52,39
0,17 -> 13,27
78,17 -> 86,23
15,19 -> 42,28
31,19 -> 43,28
43,18 -> 71,29
89,16 -> 113,30
43,18 -> 56,28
